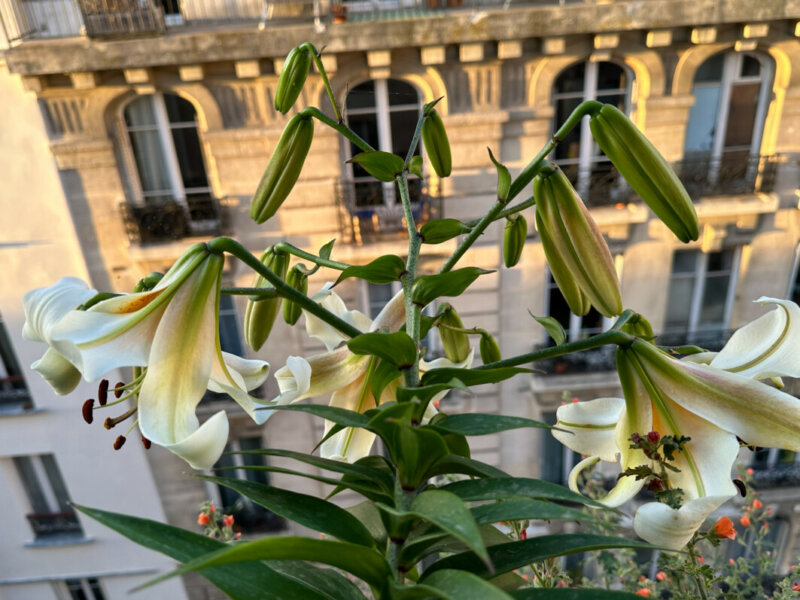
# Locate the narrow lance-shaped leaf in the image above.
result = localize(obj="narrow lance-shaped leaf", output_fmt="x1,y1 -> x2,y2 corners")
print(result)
441,477 -> 604,507
529,312 -> 566,346
411,268 -> 492,307
349,151 -> 405,182
420,219 -> 472,244
432,413 -> 549,436
348,331 -> 418,369
336,255 -> 406,285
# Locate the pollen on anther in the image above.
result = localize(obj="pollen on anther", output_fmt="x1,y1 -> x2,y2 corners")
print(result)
104,417 -> 115,430
82,399 -> 94,424
114,382 -> 125,398
113,435 -> 126,450
141,436 -> 152,450
98,379 -> 109,406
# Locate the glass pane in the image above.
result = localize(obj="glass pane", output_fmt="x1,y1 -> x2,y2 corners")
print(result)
171,127 -> 209,190
724,83 -> 759,149
164,94 -> 197,123
13,456 -> 49,513
553,97 -> 582,161
367,283 -> 394,318
240,437 -> 269,485
346,81 -> 375,110
694,53 -> 725,83
699,273 -> 730,326
128,130 -> 171,195
596,62 -> 626,91
66,579 -> 88,600
354,181 -> 384,207
41,454 -> 73,512
706,249 -> 733,273
88,578 -> 106,600
554,63 -> 585,95
672,250 -> 698,273
740,55 -> 761,78
348,113 -> 380,178
665,278 -> 694,330
579,307 -> 604,338
387,79 -> 418,106
218,295 -> 243,356
547,274 -> 572,337
124,96 -> 157,127
390,109 -> 418,158
684,85 -> 721,153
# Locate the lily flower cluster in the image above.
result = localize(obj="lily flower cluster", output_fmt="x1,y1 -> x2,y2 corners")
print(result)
22,244 -> 271,469
553,298 -> 800,549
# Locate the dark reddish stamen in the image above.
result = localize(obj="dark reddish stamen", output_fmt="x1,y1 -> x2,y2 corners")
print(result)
82,399 -> 94,424
733,479 -> 747,497
141,436 -> 152,450
113,435 -> 126,450
114,382 -> 125,398
98,380 -> 109,406
104,417 -> 115,430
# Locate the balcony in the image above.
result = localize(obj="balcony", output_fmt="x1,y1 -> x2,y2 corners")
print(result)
534,344 -> 617,376
655,328 -> 733,351
335,179 -> 442,245
120,196 -> 227,245
0,376 -> 33,414
676,152 -> 782,199
26,511 -> 83,540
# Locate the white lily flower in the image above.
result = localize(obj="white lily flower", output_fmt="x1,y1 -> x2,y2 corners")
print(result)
22,244 -> 270,469
270,287 -> 473,463
553,305 -> 800,550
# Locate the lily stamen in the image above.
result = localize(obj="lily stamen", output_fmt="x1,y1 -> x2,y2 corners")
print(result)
103,405 -> 137,430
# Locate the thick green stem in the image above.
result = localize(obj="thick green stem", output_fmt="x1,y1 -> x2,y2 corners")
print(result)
207,237 -> 362,339
464,194 -> 536,228
301,107 -> 375,153
273,241 -> 350,271
397,172 -> 422,388
300,42 -> 341,123
220,286 -> 278,300
687,543 -> 710,600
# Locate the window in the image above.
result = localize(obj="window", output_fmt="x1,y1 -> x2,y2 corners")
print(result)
551,61 -> 633,203
545,271 -> 607,344
0,313 -> 33,414
59,578 -> 106,600
13,454 -> 83,542
662,248 -> 739,347
212,437 -> 284,533
203,293 -> 247,402
344,79 -> 422,209
684,52 -> 772,185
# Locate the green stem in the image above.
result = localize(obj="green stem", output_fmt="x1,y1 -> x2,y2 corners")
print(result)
397,171 -> 422,388
475,329 -> 632,370
273,241 -> 350,271
300,42 -> 341,123
207,237 -> 362,339
609,309 -> 636,331
403,101 -> 431,168
301,107 -> 375,153
687,543 -> 710,600
220,286 -> 278,300
439,199 -> 507,274
464,194 -> 536,228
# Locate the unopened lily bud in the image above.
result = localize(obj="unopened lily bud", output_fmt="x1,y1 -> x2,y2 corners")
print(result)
250,114 -> 314,224
590,104 -> 699,243
274,46 -> 312,114
623,314 -> 655,341
534,166 -> 622,318
479,331 -> 502,364
503,214 -> 527,268
283,266 -> 308,325
437,303 -> 470,363
244,247 -> 289,351
422,110 -> 451,177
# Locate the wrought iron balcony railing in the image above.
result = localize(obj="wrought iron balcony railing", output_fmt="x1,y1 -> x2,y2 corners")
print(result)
120,196 -> 226,245
26,511 -> 84,539
676,152 -> 782,198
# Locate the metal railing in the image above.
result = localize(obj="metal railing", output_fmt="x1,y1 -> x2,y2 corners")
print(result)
676,152 -> 782,198
26,511 -> 83,539
120,196 -> 226,245
534,344 -> 617,376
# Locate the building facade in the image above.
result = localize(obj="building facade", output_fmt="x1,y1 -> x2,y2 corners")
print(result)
1,0 -> 800,596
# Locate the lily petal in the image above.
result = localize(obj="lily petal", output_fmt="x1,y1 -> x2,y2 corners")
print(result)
306,285 -> 372,350
634,495 -> 733,550
31,347 -> 83,395
161,410 -> 230,470
320,373 -> 380,463
22,277 -> 96,344
370,290 -> 406,331
568,455 -> 645,507
553,397 -> 625,462
208,351 -> 271,425
273,349 -> 368,405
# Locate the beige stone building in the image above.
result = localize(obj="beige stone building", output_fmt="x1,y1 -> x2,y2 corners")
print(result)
2,0 -> 800,597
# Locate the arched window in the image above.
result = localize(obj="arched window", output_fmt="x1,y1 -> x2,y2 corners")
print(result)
122,93 -> 218,243
551,61 -> 632,202
344,79 -> 421,208
684,52 -> 772,185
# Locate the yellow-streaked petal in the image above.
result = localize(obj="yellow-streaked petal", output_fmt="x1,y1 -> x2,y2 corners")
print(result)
31,347 -> 82,395
306,285 -> 371,351
161,410 -> 230,470
22,277 -> 96,344
567,455 -> 645,508
553,397 -> 624,462
272,349 -> 368,405
320,373 -> 378,463
633,495 -> 734,550
208,351 -> 271,425
371,290 -> 406,331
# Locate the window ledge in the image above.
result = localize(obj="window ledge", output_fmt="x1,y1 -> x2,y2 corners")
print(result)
25,535 -> 94,549
0,406 -> 44,418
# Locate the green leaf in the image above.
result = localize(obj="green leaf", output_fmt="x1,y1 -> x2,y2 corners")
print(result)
349,151 -> 405,182
370,358 -> 403,402
139,537 -> 392,592
425,455 -> 510,480
423,534 -> 659,579
510,590 -> 644,600
420,219 -> 472,244
348,331 -> 418,368
432,413 -> 549,436
421,367 -> 530,387
440,477 -> 603,507
257,403 -> 370,428
409,155 -> 424,178
530,312 -> 566,346
396,380 -> 470,404
318,239 -> 335,260
335,255 -> 406,285
73,505 -> 329,600
424,570 -> 514,599
197,476 -> 376,547
346,500 -> 387,547
488,148 -> 511,202
470,498 -> 593,525
412,268 -> 492,307
268,561 -> 368,600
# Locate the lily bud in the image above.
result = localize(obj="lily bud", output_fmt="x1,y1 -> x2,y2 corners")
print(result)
503,214 -> 527,268
437,303 -> 470,363
274,46 -> 312,114
589,104 -> 699,243
479,331 -> 502,364
250,114 -> 314,224
422,109 -> 451,177
282,266 -> 308,325
534,166 -> 622,318
244,247 -> 289,351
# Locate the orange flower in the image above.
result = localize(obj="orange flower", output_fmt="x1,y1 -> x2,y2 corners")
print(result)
197,513 -> 210,526
636,589 -> 651,597
746,468 -> 754,476
752,499 -> 763,509
713,516 -> 737,540
656,571 -> 666,582
740,515 -> 751,527
223,514 -> 234,527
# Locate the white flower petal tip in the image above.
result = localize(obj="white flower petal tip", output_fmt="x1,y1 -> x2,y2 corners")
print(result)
567,456 -> 644,508
553,397 -> 624,462
22,277 -> 97,343
158,411 -> 230,471
633,495 -> 735,550
306,285 -> 372,351
32,348 -> 82,395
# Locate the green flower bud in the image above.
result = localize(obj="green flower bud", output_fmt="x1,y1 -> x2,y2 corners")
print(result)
503,214 -> 527,268
274,46 -> 312,114
437,303 -> 470,363
590,104 -> 699,243
282,266 -> 308,325
422,109 -> 452,177
244,247 -> 289,351
534,166 -> 622,318
479,331 -> 502,364
250,114 -> 314,224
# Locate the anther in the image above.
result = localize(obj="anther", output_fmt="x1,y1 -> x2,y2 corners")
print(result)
98,379 -> 109,406
114,382 -> 125,398
113,435 -> 126,450
103,405 -> 137,430
82,399 -> 94,424
141,436 -> 152,450
733,479 -> 747,497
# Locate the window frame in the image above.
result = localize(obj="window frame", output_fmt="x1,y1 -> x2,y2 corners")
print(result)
0,313 -> 33,414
